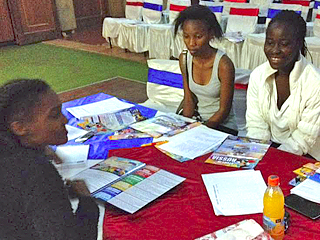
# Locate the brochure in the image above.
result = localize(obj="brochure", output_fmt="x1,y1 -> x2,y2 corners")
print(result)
205,136 -> 271,169
70,156 -> 186,213
129,113 -> 197,138
78,108 -> 146,134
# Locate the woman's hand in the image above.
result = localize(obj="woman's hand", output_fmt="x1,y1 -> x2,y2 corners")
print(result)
65,179 -> 91,197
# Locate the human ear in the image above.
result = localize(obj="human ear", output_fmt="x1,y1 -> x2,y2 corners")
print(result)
10,121 -> 29,136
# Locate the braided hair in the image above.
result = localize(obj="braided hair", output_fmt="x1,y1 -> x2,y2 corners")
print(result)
268,10 -> 307,56
0,79 -> 51,133
174,4 -> 223,40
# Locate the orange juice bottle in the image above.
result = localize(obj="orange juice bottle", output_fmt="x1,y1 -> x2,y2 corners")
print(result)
263,175 -> 285,240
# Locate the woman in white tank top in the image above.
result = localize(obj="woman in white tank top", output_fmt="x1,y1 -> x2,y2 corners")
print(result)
174,5 -> 237,133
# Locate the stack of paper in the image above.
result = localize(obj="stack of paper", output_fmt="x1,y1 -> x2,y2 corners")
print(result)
202,170 -> 267,216
157,125 -> 229,161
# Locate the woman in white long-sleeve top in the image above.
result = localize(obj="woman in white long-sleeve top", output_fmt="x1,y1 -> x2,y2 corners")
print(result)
246,10 -> 320,160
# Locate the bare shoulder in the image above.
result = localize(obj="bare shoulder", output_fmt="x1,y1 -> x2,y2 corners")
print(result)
219,54 -> 235,72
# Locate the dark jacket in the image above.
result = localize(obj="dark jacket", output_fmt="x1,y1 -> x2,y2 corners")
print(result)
0,134 -> 99,239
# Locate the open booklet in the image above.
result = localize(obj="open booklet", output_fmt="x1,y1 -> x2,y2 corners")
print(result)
70,156 -> 186,214
129,113 -> 198,138
205,136 -> 271,169
77,108 -> 146,134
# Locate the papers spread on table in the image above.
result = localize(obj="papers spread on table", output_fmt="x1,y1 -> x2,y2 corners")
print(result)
70,156 -> 186,214
202,170 -> 267,216
290,178 -> 320,204
156,125 -> 229,161
205,136 -> 271,169
66,98 -> 134,119
195,219 -> 271,240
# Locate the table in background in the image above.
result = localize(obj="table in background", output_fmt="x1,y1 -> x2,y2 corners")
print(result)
103,146 -> 320,240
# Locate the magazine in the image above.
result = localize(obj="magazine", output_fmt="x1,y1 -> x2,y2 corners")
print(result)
108,128 -> 152,140
205,136 -> 271,169
129,113 -> 198,138
70,156 -> 186,213
78,108 -> 146,134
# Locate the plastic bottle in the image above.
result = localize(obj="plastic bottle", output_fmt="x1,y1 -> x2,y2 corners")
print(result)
263,175 -> 285,240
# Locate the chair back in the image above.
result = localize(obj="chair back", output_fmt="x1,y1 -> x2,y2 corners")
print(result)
312,0 -> 320,21
199,1 -> 224,23
222,2 -> 257,15
224,0 -> 247,3
142,0 -> 164,23
282,0 -> 310,20
266,3 -> 302,27
144,59 -> 184,113
126,0 -> 144,21
169,0 -> 191,24
314,8 -> 320,37
226,7 -> 259,36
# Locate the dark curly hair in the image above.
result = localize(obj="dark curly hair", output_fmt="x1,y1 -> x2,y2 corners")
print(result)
268,10 -> 307,56
0,79 -> 51,132
174,4 -> 223,40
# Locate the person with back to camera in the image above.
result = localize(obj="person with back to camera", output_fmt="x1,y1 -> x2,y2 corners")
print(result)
0,79 -> 99,239
174,4 -> 238,135
246,10 -> 320,160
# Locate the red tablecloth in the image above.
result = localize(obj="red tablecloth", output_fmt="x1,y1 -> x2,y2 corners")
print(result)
103,146 -> 320,240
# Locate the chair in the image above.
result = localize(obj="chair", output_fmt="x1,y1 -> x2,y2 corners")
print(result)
148,24 -> 174,59
168,0 -> 191,24
102,0 -> 144,47
199,1 -> 224,24
142,0 -> 164,24
240,3 -> 303,70
305,9 -> 320,68
226,7 -> 259,36
140,59 -> 184,113
312,0 -> 320,21
282,0 -> 311,21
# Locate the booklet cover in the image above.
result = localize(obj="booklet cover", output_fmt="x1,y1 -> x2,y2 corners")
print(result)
205,136 -> 271,169
129,113 -> 198,138
71,156 -> 186,214
78,108 -> 146,134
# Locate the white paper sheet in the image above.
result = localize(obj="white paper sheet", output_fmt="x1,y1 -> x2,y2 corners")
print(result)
55,145 -> 89,168
66,125 -> 89,141
157,125 -> 229,159
290,178 -> 320,204
66,98 -> 134,119
202,170 -> 267,216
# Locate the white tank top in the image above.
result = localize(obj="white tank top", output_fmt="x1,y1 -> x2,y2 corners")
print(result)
187,50 -> 237,130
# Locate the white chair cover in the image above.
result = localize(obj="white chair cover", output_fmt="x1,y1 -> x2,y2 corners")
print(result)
141,59 -> 184,113
265,3 -> 302,27
312,0 -> 320,21
171,29 -> 186,59
199,1 -> 224,24
249,0 -> 273,17
117,22 -> 150,53
313,9 -> 320,38
148,24 -> 174,59
168,0 -> 191,24
142,0 -> 164,24
126,0 -> 144,21
222,2 -> 257,15
226,7 -> 259,36
282,0 -> 311,21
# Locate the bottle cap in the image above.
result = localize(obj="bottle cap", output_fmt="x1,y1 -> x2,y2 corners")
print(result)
268,175 -> 279,186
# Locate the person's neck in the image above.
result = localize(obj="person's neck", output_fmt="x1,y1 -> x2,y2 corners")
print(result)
193,47 -> 215,64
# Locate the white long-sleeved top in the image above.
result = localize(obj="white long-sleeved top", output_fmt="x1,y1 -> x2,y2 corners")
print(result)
246,55 -> 320,160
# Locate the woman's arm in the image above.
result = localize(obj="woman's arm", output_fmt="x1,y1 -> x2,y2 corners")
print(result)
179,52 -> 196,118
205,55 -> 235,128
278,86 -> 320,156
